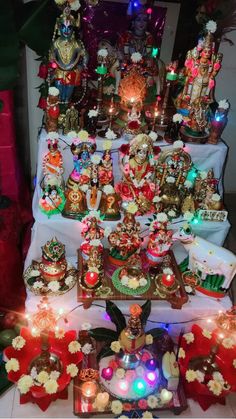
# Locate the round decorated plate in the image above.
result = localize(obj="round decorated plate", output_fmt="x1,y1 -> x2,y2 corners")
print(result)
112,268 -> 150,296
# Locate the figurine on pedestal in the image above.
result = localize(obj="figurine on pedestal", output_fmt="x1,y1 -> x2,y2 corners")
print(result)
115,134 -> 159,215
48,5 -> 88,106
80,213 -> 105,262
108,212 -> 141,266
63,133 -> 96,219
146,213 -> 173,266
45,87 -> 60,133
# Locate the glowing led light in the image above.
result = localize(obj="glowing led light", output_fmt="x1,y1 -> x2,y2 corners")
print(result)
147,7 -> 153,14
58,308 -> 64,315
133,379 -> 147,396
146,372 -> 156,384
207,318 -> 212,323
145,358 -> 157,371
192,218 -> 199,224
218,333 -> 224,339
119,380 -> 128,392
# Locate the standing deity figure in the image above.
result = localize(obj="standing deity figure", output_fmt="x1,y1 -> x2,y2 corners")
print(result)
45,87 -> 60,133
178,21 -> 222,110
49,6 -> 88,104
146,214 -> 173,266
80,215 -> 105,260
115,134 -> 159,215
117,6 -> 166,98
42,135 -> 64,189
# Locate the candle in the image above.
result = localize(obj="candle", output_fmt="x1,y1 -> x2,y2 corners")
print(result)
133,379 -> 147,396
166,70 -> 178,81
161,274 -> 175,287
81,381 -> 98,399
119,380 -> 129,392
84,271 -> 99,288
160,388 -> 173,404
145,358 -> 157,371
101,367 -> 113,381
146,371 -> 157,385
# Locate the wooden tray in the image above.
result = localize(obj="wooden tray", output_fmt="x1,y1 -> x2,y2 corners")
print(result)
73,333 -> 188,416
77,249 -> 188,309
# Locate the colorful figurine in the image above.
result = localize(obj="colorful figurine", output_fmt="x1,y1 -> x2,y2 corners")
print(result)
115,134 -> 159,215
42,134 -> 64,189
45,87 -> 60,133
146,213 -> 173,266
80,213 -> 105,261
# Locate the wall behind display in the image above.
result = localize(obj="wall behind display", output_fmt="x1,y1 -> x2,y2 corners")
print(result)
216,31 -> 236,193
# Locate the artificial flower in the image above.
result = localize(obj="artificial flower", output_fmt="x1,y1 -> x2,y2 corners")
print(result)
109,359 -> 118,370
168,209 -> 176,218
31,328 -> 40,337
123,402 -> 132,411
17,375 -> 33,394
173,140 -> 184,149
12,336 -> 26,351
80,184 -> 89,192
55,328 -> 65,339
65,275 -> 74,286
153,196 -> 161,203
30,269 -> 41,277
37,371 -> 49,384
47,281 -> 60,292
163,268 -> 173,275
126,202 -> 138,214
138,399 -> 148,409
91,154 -> 101,165
183,211 -> 194,221
185,285 -> 193,293
199,170 -> 207,179
172,113 -> 183,124
202,329 -> 211,339
68,341 -> 81,354
111,400 -> 123,415
103,185 -> 114,195
121,276 -> 129,286
185,369 -> 197,383
183,332 -> 194,344
82,343 -> 93,355
33,281 -> 44,290
184,180 -> 193,188
98,48 -> 108,58
178,347 -> 185,359
156,212 -> 168,222
81,322 -> 92,330
213,372 -> 224,384
70,0 -> 81,11
196,370 -> 205,383
139,277 -> 148,286
222,338 -> 234,349
102,139 -> 112,150
206,20 -> 217,33
128,278 -> 140,289
44,379 -> 59,394
218,99 -> 229,110
5,358 -> 20,373
211,193 -> 221,202
105,128 -> 117,140
207,379 -> 223,396
149,131 -> 158,142
66,363 -> 79,377
54,0 -> 66,5
233,359 -> 236,368
88,108 -> 98,118
147,394 -> 158,408
89,239 -> 101,247
116,368 -> 125,379
110,340 -> 121,353
131,52 -> 142,63
50,371 -> 60,380
145,334 -> 153,345
78,130 -> 89,141
166,176 -> 176,183
142,412 -> 153,419
48,86 -> 59,96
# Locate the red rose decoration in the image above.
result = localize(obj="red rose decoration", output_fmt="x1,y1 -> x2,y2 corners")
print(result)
37,97 -> 47,110
128,120 -> 140,130
37,63 -> 48,79
115,182 -> 133,200
153,146 -> 161,155
119,144 -> 130,155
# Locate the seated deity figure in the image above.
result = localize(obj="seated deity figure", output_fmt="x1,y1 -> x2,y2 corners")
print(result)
49,6 -> 88,104
115,134 -> 159,215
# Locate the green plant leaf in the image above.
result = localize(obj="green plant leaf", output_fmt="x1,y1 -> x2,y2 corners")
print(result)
106,300 -> 126,334
89,328 -> 118,342
97,345 -> 114,362
148,328 -> 166,338
140,300 -> 151,327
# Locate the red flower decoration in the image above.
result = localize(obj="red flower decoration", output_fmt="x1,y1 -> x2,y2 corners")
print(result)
153,146 -> 161,155
4,328 -> 83,411
37,97 -> 47,110
138,398 -> 148,409
128,120 -> 140,130
119,144 -> 130,155
37,63 -> 48,79
123,402 -> 133,411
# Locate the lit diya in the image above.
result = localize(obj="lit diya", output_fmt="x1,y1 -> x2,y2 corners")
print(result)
155,268 -> 180,296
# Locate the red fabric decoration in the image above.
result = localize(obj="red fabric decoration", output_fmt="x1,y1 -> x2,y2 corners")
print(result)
4,328 -> 83,411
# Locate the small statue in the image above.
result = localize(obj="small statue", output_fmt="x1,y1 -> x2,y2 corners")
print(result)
181,193 -> 195,215
80,215 -> 105,260
49,6 -> 88,104
108,212 -> 141,265
45,87 -> 60,133
64,106 -> 79,134
85,164 -> 102,211
39,185 -> 65,217
39,237 -> 67,282
115,134 -> 159,215
99,149 -> 114,186
42,135 -> 64,189
146,214 -> 173,266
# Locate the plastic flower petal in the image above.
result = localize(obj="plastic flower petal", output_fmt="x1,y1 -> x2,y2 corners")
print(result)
5,358 -> 20,373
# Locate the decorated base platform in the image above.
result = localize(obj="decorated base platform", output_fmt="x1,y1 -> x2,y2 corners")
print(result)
73,334 -> 188,416
77,249 -> 188,309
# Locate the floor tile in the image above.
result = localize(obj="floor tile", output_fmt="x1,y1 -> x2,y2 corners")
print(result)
0,387 -> 15,418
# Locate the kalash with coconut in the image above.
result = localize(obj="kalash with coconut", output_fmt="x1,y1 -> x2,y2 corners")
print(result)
99,304 -> 175,402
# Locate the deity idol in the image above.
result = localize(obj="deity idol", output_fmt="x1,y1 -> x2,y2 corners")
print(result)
108,212 -> 141,265
49,6 -> 88,104
63,138 -> 96,218
42,135 -> 64,189
146,214 -> 173,266
177,21 -> 222,110
80,215 -> 105,261
98,149 -> 114,186
115,134 -> 159,215
117,6 -> 166,99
